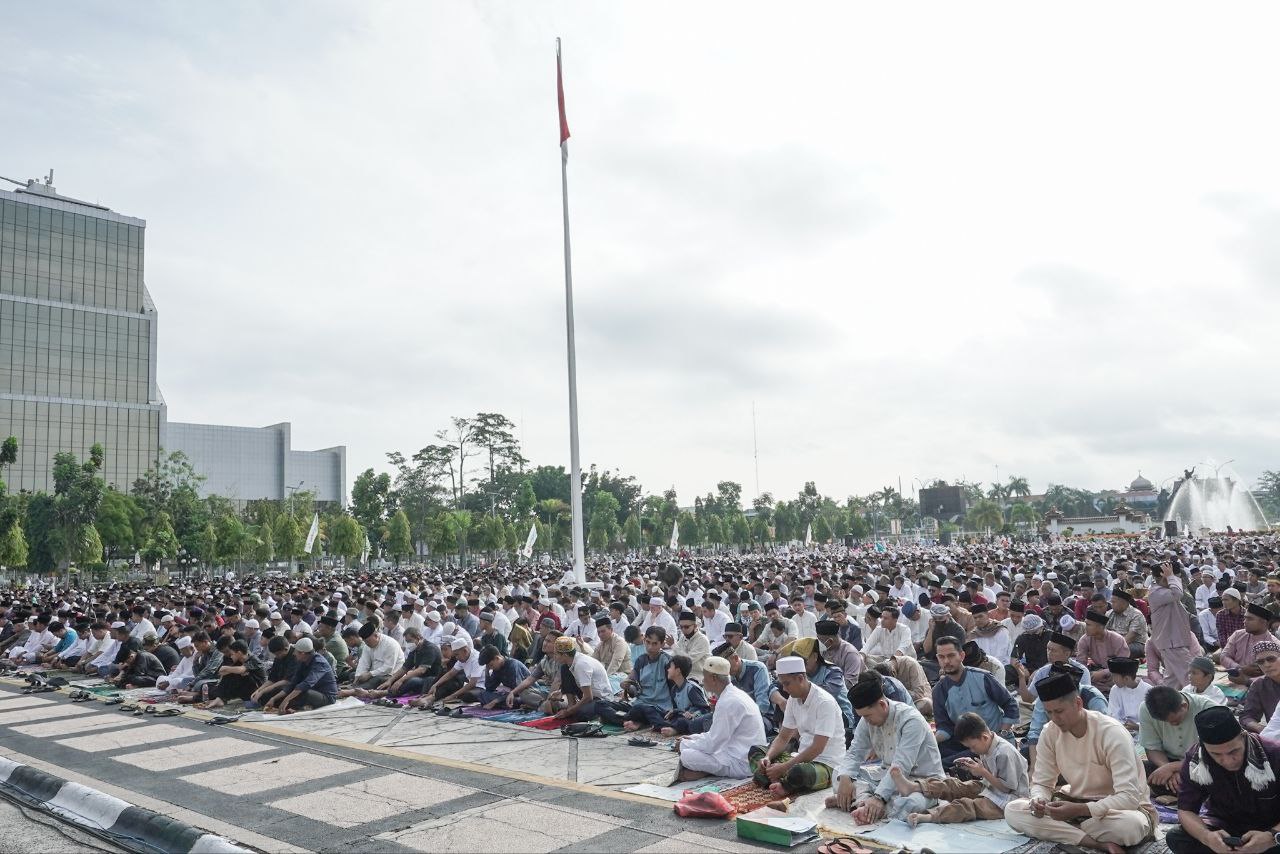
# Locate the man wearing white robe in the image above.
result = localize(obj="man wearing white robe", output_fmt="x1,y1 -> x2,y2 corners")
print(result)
676,657 -> 766,780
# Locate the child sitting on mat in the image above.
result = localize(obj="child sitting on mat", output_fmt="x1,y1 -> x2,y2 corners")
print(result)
896,712 -> 1028,826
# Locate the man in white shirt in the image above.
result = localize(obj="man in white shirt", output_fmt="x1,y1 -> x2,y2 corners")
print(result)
969,604 -> 1013,665
157,636 -> 198,691
749,656 -> 845,796
352,622 -> 406,688
608,602 -> 631,635
128,607 -> 156,643
553,635 -> 615,722
700,602 -> 728,648
676,656 -> 766,780
1197,596 -> 1221,650
638,597 -> 677,639
566,607 -> 600,647
9,615 -> 54,664
1002,602 -> 1028,647
673,611 -> 711,682
1194,571 -> 1218,612
422,611 -> 444,646
862,607 -> 916,664
419,637 -> 484,706
790,596 -> 819,639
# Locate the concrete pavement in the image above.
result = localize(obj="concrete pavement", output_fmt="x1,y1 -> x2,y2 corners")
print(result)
0,687 -> 800,853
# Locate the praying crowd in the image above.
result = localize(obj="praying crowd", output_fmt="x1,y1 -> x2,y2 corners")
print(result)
8,532 -> 1280,853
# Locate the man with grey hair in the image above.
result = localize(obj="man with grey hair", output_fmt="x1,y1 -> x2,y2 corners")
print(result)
675,656 -> 766,781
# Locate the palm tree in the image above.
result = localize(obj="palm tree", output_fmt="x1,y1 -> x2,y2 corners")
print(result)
1007,475 -> 1031,498
987,483 -> 1011,504
1008,502 -> 1038,530
967,498 -> 1004,535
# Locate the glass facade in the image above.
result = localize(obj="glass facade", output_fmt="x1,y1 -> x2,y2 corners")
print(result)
0,189 -> 161,494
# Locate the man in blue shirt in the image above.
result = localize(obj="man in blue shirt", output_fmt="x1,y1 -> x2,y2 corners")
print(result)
931,637 -> 1019,765
277,637 -> 337,714
478,646 -> 531,708
622,627 -> 673,731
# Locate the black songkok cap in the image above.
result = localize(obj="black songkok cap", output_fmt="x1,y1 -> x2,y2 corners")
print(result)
1009,600 -> 1026,613
1034,671 -> 1077,702
1047,631 -> 1077,652
848,678 -> 884,709
1248,603 -> 1273,621
1107,657 -> 1139,677
1112,588 -> 1134,603
724,622 -> 744,634
1085,611 -> 1107,626
678,611 -> 697,622
319,615 -> 339,627
969,603 -> 989,615
816,621 -> 838,637
1195,705 -> 1243,745
358,621 -> 378,640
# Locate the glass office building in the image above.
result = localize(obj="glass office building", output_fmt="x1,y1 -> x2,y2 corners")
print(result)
0,179 -> 344,503
0,181 -> 162,493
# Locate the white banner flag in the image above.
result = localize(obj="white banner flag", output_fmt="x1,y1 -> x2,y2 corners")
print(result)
804,523 -> 813,546
521,523 -> 537,558
669,520 -> 679,550
303,513 -> 320,553
360,532 -> 371,565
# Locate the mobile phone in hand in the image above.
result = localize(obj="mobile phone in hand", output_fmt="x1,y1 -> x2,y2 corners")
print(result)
1222,836 -> 1242,848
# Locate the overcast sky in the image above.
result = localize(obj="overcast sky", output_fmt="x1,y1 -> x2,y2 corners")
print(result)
5,2 -> 1279,504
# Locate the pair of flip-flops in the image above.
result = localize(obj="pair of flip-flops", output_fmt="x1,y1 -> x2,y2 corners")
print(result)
144,705 -> 184,717
207,713 -> 242,725
371,697 -> 399,708
816,839 -> 872,854
69,690 -> 95,702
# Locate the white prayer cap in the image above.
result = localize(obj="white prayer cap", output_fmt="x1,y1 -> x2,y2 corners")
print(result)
1222,588 -> 1242,601
294,637 -> 314,653
269,612 -> 282,620
450,636 -> 470,651
160,614 -> 174,623
416,599 -> 425,606
649,597 -> 664,607
1014,573 -> 1025,582
175,636 -> 193,650
110,621 -> 126,630
703,657 -> 730,677
1046,572 -> 1058,580
244,619 -> 260,629
425,611 -> 441,623
442,622 -> 456,633
1059,615 -> 1076,631
776,656 -> 806,675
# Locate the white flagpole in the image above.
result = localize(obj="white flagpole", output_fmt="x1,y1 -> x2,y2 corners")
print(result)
558,38 -> 587,586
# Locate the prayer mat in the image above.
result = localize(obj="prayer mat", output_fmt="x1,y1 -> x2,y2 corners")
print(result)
488,710 -> 543,723
719,781 -> 787,813
1154,802 -> 1179,824
601,723 -> 626,735
518,716 -> 566,731
461,707 -> 506,718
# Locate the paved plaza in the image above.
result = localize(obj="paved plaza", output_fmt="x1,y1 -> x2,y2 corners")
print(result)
0,685 -> 797,853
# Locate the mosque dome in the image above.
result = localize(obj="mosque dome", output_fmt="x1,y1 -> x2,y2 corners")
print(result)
1129,473 -> 1154,492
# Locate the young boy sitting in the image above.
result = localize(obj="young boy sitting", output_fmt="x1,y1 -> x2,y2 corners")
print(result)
1105,656 -> 1151,732
896,712 -> 1028,825
1184,656 -> 1228,705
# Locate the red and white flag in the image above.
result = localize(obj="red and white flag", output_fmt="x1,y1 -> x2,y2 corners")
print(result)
557,40 -> 570,155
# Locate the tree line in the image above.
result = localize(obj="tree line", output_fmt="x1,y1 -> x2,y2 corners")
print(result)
2,415 -> 1275,577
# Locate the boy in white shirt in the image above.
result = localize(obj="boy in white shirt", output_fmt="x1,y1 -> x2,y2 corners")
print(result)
1184,655 -> 1228,705
1105,656 -> 1151,732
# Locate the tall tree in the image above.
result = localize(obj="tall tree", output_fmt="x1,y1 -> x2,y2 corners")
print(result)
0,520 -> 28,569
96,490 -> 143,564
387,510 -> 413,566
273,513 -> 301,564
350,468 -> 391,553
329,515 -> 365,565
470,413 -> 527,484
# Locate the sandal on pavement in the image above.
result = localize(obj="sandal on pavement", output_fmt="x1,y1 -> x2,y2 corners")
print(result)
153,707 -> 184,717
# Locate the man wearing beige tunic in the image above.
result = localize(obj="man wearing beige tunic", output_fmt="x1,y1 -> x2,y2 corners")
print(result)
1005,671 -> 1156,854
1148,559 -> 1198,688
